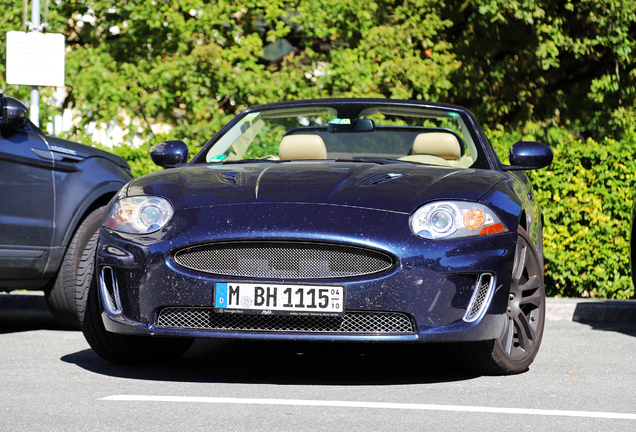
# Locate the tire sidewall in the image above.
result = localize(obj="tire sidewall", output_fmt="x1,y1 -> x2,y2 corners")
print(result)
46,206 -> 105,328
493,226 -> 546,373
74,207 -> 106,324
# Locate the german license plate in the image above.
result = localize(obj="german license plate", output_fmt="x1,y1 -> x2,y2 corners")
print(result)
214,282 -> 345,316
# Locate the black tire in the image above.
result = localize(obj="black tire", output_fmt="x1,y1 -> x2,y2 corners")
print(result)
459,227 -> 545,375
75,228 -> 101,326
80,266 -> 194,364
45,206 -> 105,329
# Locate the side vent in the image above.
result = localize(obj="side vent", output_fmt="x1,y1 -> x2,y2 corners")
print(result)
357,173 -> 404,186
99,266 -> 123,315
463,273 -> 495,323
217,171 -> 248,185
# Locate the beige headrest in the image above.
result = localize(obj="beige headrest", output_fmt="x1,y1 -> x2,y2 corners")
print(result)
279,134 -> 327,160
412,133 -> 461,160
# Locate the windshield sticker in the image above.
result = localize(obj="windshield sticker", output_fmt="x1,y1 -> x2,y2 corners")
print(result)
241,113 -> 260,123
208,154 -> 227,163
329,118 -> 351,125
448,112 -> 460,118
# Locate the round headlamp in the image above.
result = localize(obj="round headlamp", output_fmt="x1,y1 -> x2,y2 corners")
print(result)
429,205 -> 456,235
410,201 -> 506,239
103,196 -> 174,234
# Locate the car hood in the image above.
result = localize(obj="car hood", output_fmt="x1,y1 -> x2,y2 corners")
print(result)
126,162 -> 507,214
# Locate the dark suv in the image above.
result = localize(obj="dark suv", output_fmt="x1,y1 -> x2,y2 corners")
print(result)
0,94 -> 133,327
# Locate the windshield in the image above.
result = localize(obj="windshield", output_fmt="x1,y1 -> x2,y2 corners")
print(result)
202,103 -> 486,169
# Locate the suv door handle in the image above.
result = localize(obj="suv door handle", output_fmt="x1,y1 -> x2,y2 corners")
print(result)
32,147 -> 84,162
32,147 -> 60,161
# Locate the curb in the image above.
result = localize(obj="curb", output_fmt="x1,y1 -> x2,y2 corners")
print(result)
2,293 -> 636,323
0,291 -> 51,316
546,297 -> 636,323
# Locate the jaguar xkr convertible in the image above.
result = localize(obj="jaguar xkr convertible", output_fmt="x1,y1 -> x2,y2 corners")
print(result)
79,99 -> 553,374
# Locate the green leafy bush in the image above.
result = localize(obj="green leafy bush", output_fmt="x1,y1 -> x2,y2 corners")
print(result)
489,126 -> 636,298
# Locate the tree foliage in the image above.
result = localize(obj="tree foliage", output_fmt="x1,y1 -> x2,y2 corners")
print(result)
445,0 -> 636,138
2,0 -> 634,143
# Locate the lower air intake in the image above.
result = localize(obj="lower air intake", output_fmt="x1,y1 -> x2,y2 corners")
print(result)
99,266 -> 122,314
156,308 -> 415,334
463,273 -> 495,322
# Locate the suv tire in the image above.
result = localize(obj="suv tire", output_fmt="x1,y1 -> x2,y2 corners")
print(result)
45,206 -> 105,329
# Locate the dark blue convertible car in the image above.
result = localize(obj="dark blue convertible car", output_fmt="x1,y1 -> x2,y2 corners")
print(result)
79,99 -> 553,374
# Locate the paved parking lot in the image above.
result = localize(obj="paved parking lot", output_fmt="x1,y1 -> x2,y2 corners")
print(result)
2,292 -> 636,431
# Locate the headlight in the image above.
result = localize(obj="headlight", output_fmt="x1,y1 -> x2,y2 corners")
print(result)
103,196 -> 173,234
410,201 -> 507,239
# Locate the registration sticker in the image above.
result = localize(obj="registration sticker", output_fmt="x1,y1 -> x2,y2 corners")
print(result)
328,118 -> 351,125
215,282 -> 345,316
241,112 -> 260,122
208,154 -> 227,163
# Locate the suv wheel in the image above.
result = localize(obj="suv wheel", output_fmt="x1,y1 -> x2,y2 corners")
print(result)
45,206 -> 105,329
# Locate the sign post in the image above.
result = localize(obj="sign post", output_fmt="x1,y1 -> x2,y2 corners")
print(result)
5,0 -> 65,127
30,0 -> 40,127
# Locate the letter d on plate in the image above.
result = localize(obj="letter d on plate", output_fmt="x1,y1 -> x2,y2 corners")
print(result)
215,282 -> 228,308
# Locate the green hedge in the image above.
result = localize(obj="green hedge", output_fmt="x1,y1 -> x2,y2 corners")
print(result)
489,126 -> 636,298
100,125 -> 636,299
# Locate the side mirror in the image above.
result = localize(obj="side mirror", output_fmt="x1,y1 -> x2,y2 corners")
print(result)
0,95 -> 29,129
503,141 -> 553,171
150,140 -> 189,168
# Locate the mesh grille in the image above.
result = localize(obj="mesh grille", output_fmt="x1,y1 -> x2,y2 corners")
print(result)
464,273 -> 494,322
173,242 -> 393,279
156,308 -> 415,334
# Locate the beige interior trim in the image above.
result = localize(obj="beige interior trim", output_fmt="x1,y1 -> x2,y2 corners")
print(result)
279,135 -> 328,160
412,133 -> 461,161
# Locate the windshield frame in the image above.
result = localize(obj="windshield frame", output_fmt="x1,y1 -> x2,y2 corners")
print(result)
190,99 -> 499,170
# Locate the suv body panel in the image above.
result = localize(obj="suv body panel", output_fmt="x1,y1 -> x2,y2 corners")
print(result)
0,119 -> 132,289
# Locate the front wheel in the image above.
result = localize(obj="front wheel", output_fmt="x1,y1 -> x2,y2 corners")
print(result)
80,266 -> 194,364
460,227 -> 545,375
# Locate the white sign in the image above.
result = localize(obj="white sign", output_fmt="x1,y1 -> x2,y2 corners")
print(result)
6,31 -> 65,87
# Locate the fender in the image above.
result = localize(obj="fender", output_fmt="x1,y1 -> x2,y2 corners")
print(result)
41,181 -> 128,279
60,180 -> 128,246
478,180 -> 523,234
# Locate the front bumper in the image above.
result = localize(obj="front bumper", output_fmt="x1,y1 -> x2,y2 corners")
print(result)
96,203 -> 516,343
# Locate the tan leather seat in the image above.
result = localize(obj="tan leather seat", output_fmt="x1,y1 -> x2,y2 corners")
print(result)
412,132 -> 462,162
279,134 -> 327,160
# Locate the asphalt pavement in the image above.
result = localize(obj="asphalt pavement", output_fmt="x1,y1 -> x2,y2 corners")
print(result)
3,291 -> 636,432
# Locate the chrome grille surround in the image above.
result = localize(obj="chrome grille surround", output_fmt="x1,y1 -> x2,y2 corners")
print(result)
156,307 -> 416,334
173,241 -> 394,279
99,266 -> 122,315
463,273 -> 495,322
